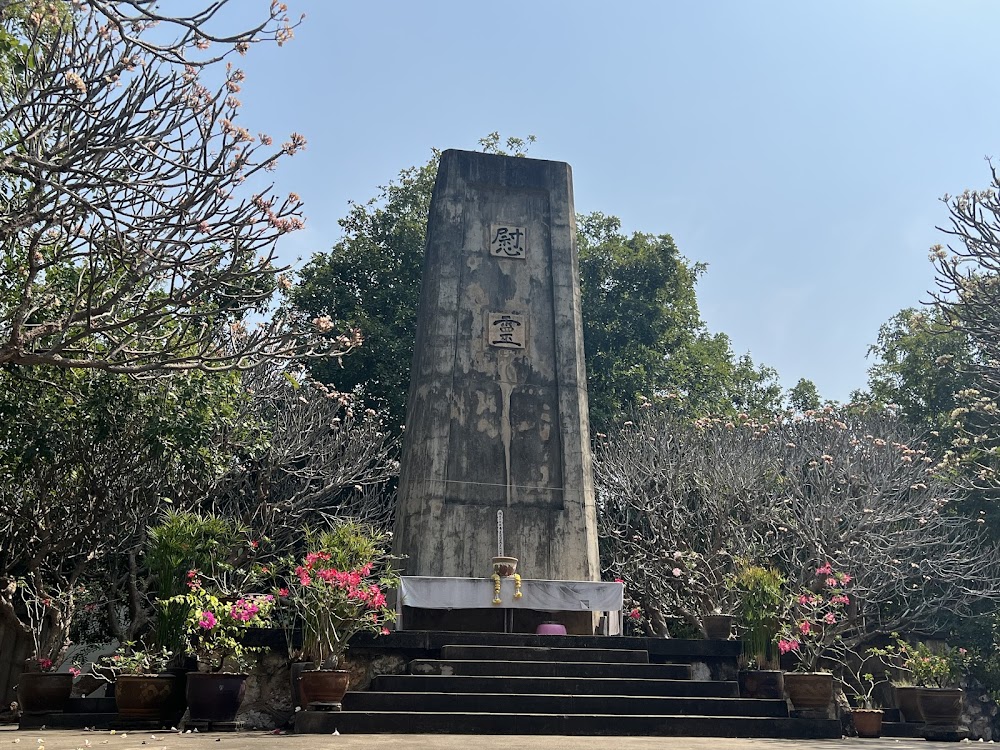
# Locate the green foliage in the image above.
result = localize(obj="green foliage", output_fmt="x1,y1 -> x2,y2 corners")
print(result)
93,642 -> 173,679
864,308 -> 978,440
292,156 -> 435,427
787,378 -> 822,413
731,563 -> 785,669
146,510 -> 252,654
901,640 -> 971,689
168,581 -> 273,672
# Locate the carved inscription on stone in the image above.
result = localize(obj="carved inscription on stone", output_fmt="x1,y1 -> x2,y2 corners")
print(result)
490,224 -> 527,259
487,312 -> 527,350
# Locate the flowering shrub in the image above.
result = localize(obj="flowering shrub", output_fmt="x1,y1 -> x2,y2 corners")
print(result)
279,523 -> 399,668
902,640 -> 970,689
167,571 -> 273,672
776,562 -> 853,672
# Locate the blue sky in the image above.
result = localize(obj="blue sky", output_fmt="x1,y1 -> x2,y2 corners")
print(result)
221,1 -> 1000,403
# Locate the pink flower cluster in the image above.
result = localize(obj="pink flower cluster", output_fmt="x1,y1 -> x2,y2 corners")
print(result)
294,554 -> 385,610
229,595 -> 273,623
198,610 -> 217,629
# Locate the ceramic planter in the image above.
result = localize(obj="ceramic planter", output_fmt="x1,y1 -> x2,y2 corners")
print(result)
918,687 -> 963,726
16,672 -> 73,714
783,672 -> 834,715
894,685 -> 924,723
185,672 -> 247,723
737,669 -> 784,699
115,673 -> 183,720
298,669 -> 350,710
702,614 -> 734,640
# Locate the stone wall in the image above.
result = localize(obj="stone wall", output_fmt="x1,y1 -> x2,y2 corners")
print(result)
962,676 -> 1000,741
236,648 -> 410,730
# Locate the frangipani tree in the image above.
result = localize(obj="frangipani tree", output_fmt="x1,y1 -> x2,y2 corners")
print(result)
595,406 -> 1000,643
0,0 -> 354,376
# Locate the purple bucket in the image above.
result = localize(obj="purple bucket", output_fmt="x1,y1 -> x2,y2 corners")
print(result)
536,622 -> 567,635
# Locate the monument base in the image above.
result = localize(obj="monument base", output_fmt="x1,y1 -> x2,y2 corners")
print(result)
394,576 -> 623,636
401,606 -> 597,635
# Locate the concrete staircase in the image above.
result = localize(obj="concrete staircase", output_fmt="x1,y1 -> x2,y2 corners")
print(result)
294,634 -> 842,738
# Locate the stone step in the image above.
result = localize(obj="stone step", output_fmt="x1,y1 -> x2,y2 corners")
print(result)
343,691 -> 789,717
371,674 -> 739,697
294,710 -> 843,738
410,658 -> 691,680
439,644 -> 649,663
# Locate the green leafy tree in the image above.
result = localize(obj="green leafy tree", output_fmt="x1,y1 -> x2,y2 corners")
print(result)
787,378 -> 822,413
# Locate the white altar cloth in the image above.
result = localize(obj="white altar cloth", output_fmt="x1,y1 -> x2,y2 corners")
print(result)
396,576 -> 624,634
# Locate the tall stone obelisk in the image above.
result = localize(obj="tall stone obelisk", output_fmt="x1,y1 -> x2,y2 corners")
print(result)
393,149 -> 600,582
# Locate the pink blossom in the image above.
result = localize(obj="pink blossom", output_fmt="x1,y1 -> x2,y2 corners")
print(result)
830,595 -> 850,605
840,573 -> 852,584
278,588 -> 289,597
671,568 -> 682,577
816,563 -> 832,575
614,578 -> 624,584
37,658 -> 53,670
778,638 -> 800,654
826,577 -> 837,587
68,667 -> 81,677
380,627 -> 390,635
798,594 -> 814,606
798,621 -> 811,635
295,566 -> 312,586
823,612 -> 836,625
629,608 -> 641,620
198,610 -> 217,629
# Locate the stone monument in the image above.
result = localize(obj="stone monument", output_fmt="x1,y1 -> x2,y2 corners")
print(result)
393,149 -> 600,586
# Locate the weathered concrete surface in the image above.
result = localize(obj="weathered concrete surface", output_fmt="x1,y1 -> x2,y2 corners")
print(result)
0,726 -> 968,749
394,149 -> 600,582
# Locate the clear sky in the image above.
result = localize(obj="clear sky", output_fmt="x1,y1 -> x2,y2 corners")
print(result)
221,0 -> 1000,404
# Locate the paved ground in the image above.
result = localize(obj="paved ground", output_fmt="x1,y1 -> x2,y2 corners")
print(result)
0,727 -> 987,750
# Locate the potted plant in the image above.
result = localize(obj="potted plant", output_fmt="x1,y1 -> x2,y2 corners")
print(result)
12,579 -> 78,715
867,635 -> 922,724
731,563 -> 786,699
167,571 -> 274,723
904,640 -> 969,728
776,562 -> 852,716
281,522 -> 399,711
92,643 -> 177,721
836,646 -> 890,738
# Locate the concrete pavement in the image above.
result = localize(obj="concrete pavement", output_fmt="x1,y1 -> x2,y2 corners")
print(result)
0,727 -> 987,750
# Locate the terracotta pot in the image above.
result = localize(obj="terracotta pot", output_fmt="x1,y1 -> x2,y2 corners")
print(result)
918,687 -> 963,726
298,669 -> 350,709
115,674 -> 182,719
185,672 -> 247,723
702,614 -> 734,640
492,556 -> 518,577
783,672 -> 834,713
738,669 -> 784,699
894,685 -> 924,723
852,708 -> 884,738
16,672 -> 74,714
